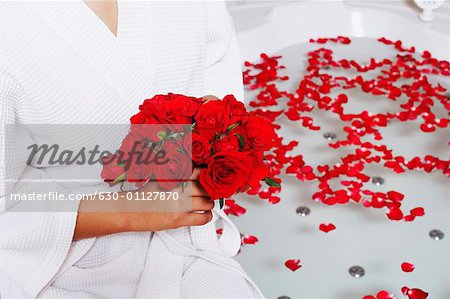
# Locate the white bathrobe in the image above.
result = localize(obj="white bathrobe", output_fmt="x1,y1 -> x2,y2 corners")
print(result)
0,1 -> 264,298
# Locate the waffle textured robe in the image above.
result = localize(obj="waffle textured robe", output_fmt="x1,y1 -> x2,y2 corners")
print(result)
0,1 -> 264,298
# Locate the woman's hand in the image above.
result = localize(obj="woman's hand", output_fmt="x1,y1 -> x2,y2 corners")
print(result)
73,168 -> 214,240
125,168 -> 214,232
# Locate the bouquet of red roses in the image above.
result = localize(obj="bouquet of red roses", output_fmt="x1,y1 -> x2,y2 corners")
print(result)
101,93 -> 280,202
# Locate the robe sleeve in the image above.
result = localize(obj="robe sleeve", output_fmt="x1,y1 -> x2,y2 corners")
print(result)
204,1 -> 245,103
0,66 -> 78,297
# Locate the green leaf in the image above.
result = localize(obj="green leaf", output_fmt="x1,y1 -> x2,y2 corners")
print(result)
235,133 -> 246,151
157,131 -> 167,140
184,124 -> 194,132
218,198 -> 225,209
113,173 -> 126,183
264,177 -> 280,188
227,122 -> 240,131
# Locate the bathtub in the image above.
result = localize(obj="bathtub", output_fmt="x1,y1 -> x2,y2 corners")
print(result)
228,1 -> 450,299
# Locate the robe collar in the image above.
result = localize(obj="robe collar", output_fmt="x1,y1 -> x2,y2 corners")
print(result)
28,1 -> 155,104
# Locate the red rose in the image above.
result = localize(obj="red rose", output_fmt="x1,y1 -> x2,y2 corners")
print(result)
183,132 -> 212,165
212,133 -> 240,152
199,150 -> 254,200
101,154 -> 125,186
125,146 -> 155,188
140,93 -> 202,125
153,140 -> 192,190
243,113 -> 277,151
194,100 -> 229,141
118,132 -> 150,162
132,95 -> 167,124
247,150 -> 270,189
130,111 -> 147,124
223,94 -> 249,125
130,123 -> 173,144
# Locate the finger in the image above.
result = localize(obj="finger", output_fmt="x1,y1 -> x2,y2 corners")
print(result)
180,211 -> 213,227
202,95 -> 219,104
189,181 -> 209,197
192,196 -> 214,211
189,168 -> 201,181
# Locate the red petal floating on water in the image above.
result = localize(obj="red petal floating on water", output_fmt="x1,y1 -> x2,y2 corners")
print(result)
319,223 -> 336,233
420,123 -> 436,132
242,40 -> 450,266
224,200 -> 247,217
402,287 -> 429,299
242,235 -> 259,245
387,207 -> 404,221
285,259 -> 302,271
376,290 -> 395,299
269,196 -> 281,204
387,191 -> 405,201
422,50 -> 432,59
403,215 -> 416,222
401,262 -> 415,272
410,207 -> 425,217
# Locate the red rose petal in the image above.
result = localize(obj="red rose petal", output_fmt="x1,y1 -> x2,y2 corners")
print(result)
269,196 -> 281,204
387,191 -> 405,201
410,207 -> 425,217
376,290 -> 395,299
387,207 -> 403,221
284,259 -> 302,272
243,41 -> 449,252
319,223 -> 336,233
401,262 -> 415,272
224,200 -> 247,217
242,235 -> 259,245
404,287 -> 429,299
403,215 -> 416,222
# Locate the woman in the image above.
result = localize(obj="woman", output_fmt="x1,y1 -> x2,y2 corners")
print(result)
0,1 -> 263,298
